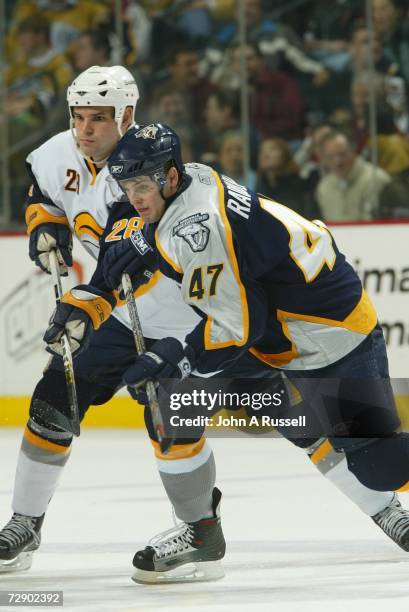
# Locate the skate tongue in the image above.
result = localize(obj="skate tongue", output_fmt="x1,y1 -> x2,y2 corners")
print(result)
150,524 -> 194,558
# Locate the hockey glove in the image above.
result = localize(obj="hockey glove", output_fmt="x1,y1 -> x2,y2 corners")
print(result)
44,285 -> 116,356
26,204 -> 73,276
29,222 -> 73,276
103,232 -> 158,297
123,337 -> 195,403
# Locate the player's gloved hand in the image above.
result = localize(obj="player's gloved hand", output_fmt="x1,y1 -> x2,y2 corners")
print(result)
103,231 -> 158,298
43,285 -> 116,356
28,221 -> 73,276
123,337 -> 195,403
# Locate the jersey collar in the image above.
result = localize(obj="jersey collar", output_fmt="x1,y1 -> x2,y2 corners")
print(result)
164,171 -> 192,208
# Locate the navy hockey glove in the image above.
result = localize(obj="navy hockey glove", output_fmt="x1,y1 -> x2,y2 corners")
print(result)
123,337 -> 195,403
26,205 -> 73,277
44,285 -> 116,356
103,231 -> 158,297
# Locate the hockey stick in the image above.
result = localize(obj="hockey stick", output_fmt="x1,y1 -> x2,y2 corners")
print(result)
48,250 -> 81,437
121,272 -> 172,454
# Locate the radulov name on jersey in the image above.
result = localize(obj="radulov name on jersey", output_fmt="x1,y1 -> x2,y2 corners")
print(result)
221,174 -> 252,220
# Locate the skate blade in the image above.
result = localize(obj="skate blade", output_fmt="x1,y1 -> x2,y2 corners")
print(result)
132,560 -> 225,584
0,552 -> 33,574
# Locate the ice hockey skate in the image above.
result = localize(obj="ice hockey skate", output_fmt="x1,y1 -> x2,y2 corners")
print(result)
132,487 -> 225,584
372,493 -> 409,551
0,513 -> 44,573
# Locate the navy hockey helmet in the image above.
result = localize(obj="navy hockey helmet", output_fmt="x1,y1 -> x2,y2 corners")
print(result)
108,123 -> 183,191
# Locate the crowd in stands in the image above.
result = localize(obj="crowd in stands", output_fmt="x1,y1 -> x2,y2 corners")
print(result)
3,0 -> 409,224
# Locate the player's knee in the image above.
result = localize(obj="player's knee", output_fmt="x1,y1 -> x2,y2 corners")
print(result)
346,433 -> 409,491
30,369 -> 91,429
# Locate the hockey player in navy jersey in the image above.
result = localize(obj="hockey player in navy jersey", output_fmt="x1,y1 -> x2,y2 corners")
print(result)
99,123 -> 409,530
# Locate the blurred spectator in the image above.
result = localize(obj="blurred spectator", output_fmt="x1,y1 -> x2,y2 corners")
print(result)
152,45 -> 218,125
3,13 -> 73,221
202,89 -> 260,167
176,126 -> 196,164
256,137 -> 321,219
350,71 -> 386,149
348,21 -> 397,75
326,108 -> 355,133
303,0 -> 361,72
8,0 -> 110,57
212,0 -> 329,86
217,131 -> 256,189
72,29 -> 111,72
125,2 -> 152,64
351,71 -> 409,148
216,43 -> 304,141
148,84 -> 201,158
294,124 -> 333,183
142,0 -> 213,41
149,84 -> 190,128
377,168 -> 409,218
364,102 -> 409,175
317,130 -> 391,221
386,75 -> 409,133
372,0 -> 409,89
139,1 -> 214,70
210,0 -> 235,21
5,15 -> 73,126
332,22 -> 408,129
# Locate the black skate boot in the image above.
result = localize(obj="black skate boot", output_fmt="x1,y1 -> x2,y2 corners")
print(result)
372,494 -> 409,551
0,513 -> 44,573
132,487 -> 226,584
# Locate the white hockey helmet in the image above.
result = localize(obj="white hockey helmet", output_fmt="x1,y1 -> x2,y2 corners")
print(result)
67,65 -> 139,136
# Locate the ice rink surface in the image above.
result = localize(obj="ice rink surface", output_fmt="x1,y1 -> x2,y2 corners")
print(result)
1,428 -> 409,612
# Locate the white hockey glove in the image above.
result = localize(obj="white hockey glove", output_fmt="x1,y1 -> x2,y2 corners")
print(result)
43,285 -> 116,356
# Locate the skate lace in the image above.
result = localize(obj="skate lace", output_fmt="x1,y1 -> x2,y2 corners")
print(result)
148,523 -> 195,559
375,500 -> 409,541
0,515 -> 40,549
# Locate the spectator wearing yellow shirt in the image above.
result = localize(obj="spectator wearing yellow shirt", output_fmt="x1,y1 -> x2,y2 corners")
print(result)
7,0 -> 109,58
4,14 -> 74,220
6,15 -> 73,127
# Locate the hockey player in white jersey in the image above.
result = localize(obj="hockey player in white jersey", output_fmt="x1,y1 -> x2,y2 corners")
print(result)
0,67 -> 225,583
0,80 -> 406,584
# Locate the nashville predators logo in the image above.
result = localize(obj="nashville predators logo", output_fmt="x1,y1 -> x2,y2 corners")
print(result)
172,213 -> 210,252
135,125 -> 159,139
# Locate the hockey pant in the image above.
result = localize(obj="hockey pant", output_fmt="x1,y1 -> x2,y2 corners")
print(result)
13,316 -> 215,522
11,319 -> 395,523
283,325 -> 409,493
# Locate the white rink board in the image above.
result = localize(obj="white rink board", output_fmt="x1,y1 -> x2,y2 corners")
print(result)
0,222 -> 408,396
0,235 -> 96,396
